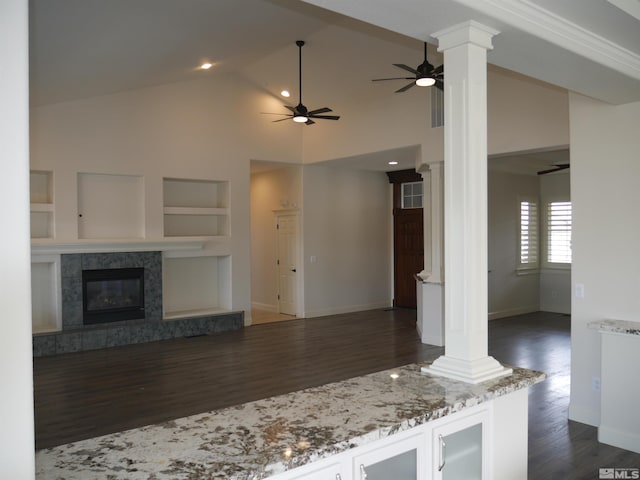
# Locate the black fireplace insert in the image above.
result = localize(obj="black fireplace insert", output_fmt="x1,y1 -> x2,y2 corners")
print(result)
82,267 -> 145,325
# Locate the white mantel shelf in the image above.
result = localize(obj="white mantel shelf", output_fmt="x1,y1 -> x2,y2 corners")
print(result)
31,238 -> 208,255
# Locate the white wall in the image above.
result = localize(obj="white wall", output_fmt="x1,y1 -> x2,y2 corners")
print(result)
487,68 -> 569,156
30,73 -> 303,317
302,165 -> 392,317
539,172 -> 571,314
488,171 -> 540,319
250,165 -> 302,311
0,0 -> 35,477
568,94 -> 640,426
301,66 -> 569,168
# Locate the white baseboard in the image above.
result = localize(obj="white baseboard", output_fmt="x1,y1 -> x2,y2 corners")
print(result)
488,305 -> 539,321
538,304 -> 571,315
304,301 -> 392,319
598,426 -> 640,454
421,334 -> 444,347
251,302 -> 277,313
568,403 -> 600,427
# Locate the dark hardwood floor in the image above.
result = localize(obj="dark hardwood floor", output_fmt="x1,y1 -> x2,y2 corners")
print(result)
34,310 -> 640,479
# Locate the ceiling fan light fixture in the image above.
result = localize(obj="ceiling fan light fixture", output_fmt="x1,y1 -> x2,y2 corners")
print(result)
416,76 -> 436,87
293,115 -> 308,123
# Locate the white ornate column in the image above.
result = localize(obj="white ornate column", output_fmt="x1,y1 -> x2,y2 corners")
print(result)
423,21 -> 511,383
416,161 -> 445,346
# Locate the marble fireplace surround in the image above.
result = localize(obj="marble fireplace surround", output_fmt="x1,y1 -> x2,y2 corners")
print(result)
32,250 -> 243,357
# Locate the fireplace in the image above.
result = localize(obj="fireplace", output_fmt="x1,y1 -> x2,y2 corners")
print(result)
82,267 -> 145,325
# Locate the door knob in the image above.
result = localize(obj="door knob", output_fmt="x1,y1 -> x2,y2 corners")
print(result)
290,268 -> 296,272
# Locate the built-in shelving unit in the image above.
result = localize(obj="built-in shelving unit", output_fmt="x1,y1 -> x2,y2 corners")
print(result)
29,170 -> 237,336
30,170 -> 54,239
31,254 -> 61,333
163,177 -> 229,237
162,253 -> 232,320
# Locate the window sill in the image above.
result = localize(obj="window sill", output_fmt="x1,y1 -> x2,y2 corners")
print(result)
516,267 -> 540,276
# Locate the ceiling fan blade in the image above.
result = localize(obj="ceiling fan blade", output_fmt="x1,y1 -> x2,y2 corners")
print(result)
395,82 -> 416,93
284,105 -> 296,113
435,79 -> 444,91
372,77 -> 414,82
261,112 -> 291,116
272,117 -> 293,123
307,107 -> 332,115
433,65 -> 444,75
393,63 -> 418,75
537,165 -> 570,175
305,119 -> 316,125
308,114 -> 340,120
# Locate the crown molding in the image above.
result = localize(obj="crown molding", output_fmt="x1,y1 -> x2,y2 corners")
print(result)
452,0 -> 640,80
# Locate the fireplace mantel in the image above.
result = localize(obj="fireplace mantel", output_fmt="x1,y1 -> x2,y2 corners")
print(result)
31,238 -> 207,255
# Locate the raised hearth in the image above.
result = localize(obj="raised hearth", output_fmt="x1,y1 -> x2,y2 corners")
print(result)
32,251 -> 242,357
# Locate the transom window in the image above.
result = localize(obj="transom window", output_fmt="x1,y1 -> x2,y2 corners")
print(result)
401,182 -> 423,209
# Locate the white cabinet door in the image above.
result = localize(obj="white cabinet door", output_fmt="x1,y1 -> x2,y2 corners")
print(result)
278,461 -> 345,480
431,409 -> 490,480
353,433 -> 427,480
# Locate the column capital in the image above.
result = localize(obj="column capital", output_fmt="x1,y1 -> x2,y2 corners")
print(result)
432,20 -> 500,51
416,160 -> 444,175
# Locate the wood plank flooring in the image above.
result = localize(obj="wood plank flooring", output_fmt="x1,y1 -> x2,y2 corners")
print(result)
33,309 -> 640,479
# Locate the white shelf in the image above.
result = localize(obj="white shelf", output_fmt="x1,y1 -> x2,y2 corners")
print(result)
162,255 -> 232,317
30,171 -> 54,239
163,178 -> 229,237
31,256 -> 61,334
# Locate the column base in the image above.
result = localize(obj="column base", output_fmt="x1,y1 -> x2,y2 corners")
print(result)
422,355 -> 512,384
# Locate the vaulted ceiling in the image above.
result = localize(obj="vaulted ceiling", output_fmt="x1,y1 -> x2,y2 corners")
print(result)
29,0 -> 639,173
30,0 -> 640,107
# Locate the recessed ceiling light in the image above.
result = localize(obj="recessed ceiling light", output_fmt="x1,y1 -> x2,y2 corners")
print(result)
281,90 -> 291,98
390,373 -> 400,379
199,62 -> 213,70
388,161 -> 399,165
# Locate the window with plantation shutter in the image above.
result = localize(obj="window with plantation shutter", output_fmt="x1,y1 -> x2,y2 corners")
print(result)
518,199 -> 539,271
547,201 -> 572,264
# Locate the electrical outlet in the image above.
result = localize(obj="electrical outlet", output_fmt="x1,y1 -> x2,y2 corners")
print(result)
592,376 -> 601,392
575,283 -> 585,298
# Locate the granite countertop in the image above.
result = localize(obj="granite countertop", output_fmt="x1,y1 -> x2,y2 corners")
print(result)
36,362 -> 545,480
588,319 -> 640,336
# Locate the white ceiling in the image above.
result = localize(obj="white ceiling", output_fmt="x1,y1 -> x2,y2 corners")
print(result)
30,0 -> 640,107
29,0 -> 639,174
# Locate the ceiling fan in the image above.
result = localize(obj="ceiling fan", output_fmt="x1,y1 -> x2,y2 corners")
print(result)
265,40 -> 340,125
537,164 -> 570,175
372,42 -> 444,93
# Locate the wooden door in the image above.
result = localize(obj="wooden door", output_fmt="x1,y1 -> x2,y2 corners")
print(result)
394,208 -> 424,308
388,170 -> 424,308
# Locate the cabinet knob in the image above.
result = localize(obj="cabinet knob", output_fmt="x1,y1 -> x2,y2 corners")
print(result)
335,474 -> 342,480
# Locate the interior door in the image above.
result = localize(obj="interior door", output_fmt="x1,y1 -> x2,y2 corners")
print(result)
276,213 -> 298,316
394,208 -> 424,308
388,170 -> 424,309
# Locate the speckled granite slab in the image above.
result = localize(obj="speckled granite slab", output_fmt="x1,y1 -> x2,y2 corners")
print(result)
588,319 -> 640,336
35,362 -> 544,480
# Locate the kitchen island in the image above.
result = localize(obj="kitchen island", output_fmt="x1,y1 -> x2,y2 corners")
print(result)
36,361 -> 544,479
